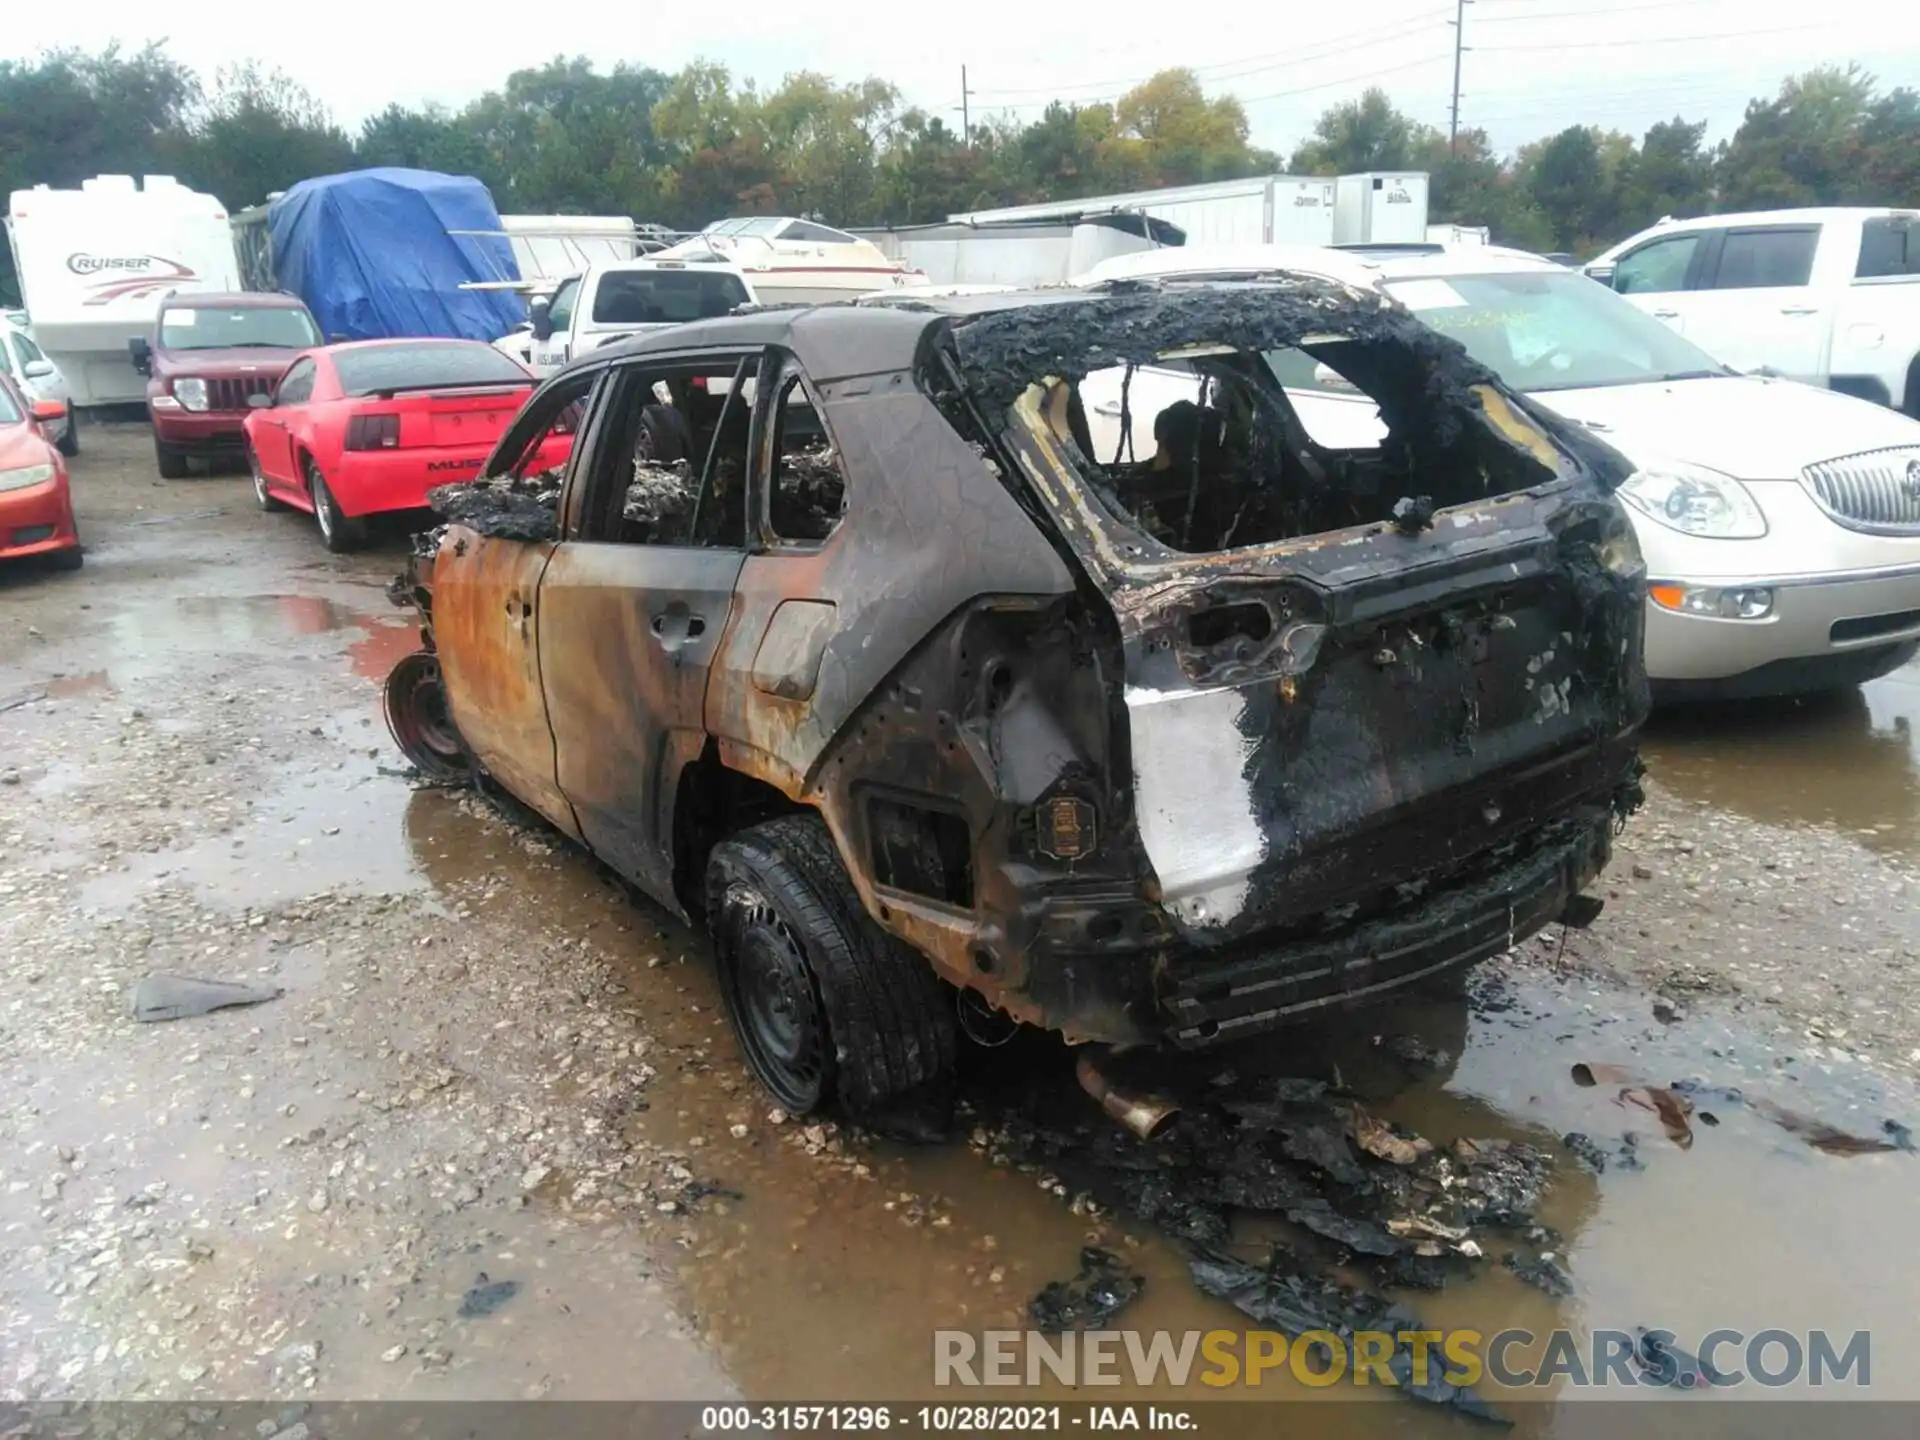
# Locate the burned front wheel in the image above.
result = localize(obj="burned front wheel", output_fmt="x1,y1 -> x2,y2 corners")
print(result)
383,651 -> 472,785
706,815 -> 956,1118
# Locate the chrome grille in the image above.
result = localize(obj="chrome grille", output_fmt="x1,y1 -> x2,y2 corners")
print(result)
209,376 -> 276,412
1801,447 -> 1920,535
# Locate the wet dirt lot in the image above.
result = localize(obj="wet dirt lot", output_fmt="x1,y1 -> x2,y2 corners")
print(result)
5,425 -> 1920,1430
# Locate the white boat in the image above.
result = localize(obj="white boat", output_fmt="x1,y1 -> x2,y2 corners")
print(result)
654,217 -> 924,304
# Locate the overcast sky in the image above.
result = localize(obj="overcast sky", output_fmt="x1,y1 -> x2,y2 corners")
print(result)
7,0 -> 1919,161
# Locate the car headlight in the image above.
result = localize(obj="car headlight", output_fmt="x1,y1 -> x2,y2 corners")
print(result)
173,377 -> 209,412
0,462 -> 55,492
1617,461 -> 1766,539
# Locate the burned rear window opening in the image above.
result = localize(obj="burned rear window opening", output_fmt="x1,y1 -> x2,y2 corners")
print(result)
946,282 -> 1625,555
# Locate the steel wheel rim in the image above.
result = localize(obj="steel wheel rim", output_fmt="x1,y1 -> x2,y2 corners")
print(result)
383,652 -> 470,782
249,444 -> 269,505
729,920 -> 828,1110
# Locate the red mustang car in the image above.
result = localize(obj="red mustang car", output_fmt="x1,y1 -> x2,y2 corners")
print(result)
242,339 -> 571,553
0,373 -> 80,572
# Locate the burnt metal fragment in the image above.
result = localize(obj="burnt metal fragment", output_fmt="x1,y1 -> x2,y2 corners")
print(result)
457,1273 -> 521,1318
1502,1249 -> 1575,1298
1029,1247 -> 1146,1333
129,975 -> 283,1023
1190,1246 -> 1509,1424
1390,494 -> 1436,533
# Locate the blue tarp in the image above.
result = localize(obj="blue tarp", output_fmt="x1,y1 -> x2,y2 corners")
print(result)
267,169 -> 523,342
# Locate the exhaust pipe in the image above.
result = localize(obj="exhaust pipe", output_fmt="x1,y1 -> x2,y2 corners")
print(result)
1076,1051 -> 1180,1141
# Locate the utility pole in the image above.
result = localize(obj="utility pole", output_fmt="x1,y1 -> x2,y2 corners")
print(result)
961,65 -> 971,146
1448,0 -> 1470,154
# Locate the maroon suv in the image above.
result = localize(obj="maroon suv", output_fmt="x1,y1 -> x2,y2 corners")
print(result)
131,293 -> 322,478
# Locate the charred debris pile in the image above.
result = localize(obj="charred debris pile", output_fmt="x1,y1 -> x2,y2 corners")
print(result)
979,1051 -> 1561,1422
422,441 -> 844,549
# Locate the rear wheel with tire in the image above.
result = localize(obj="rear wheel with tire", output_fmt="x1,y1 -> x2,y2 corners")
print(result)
57,407 -> 79,458
706,814 -> 956,1118
306,458 -> 365,553
154,435 -> 187,479
50,545 -> 83,572
247,439 -> 284,511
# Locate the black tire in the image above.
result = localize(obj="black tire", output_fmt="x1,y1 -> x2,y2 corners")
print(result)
50,545 -> 84,572
247,438 -> 284,511
57,407 -> 79,458
306,458 -> 365,553
705,814 -> 956,1117
154,435 -> 188,479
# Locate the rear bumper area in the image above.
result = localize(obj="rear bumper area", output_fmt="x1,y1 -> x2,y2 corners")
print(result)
1161,808 -> 1613,1047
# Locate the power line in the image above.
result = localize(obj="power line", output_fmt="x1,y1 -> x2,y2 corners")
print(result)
1477,21 -> 1828,52
1237,52 -> 1458,105
1474,0 -> 1752,18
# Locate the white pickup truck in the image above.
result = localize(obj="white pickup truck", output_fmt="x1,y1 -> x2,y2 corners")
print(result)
1585,208 -> 1920,415
491,257 -> 758,373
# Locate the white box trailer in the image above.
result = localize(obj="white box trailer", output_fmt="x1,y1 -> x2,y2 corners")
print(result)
1333,172 -> 1431,245
950,175 -> 1339,248
4,175 -> 241,406
851,213 -> 1185,288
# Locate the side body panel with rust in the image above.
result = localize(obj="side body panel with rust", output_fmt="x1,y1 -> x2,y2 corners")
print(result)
709,367 -> 1075,789
429,527 -> 580,838
543,542 -> 747,910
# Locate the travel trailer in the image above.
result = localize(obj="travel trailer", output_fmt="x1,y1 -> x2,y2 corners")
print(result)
4,175 -> 240,406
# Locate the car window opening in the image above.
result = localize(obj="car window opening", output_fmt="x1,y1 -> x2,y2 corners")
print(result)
766,374 -> 845,544
1048,347 -> 1549,554
948,285 -> 1582,557
580,364 -> 754,550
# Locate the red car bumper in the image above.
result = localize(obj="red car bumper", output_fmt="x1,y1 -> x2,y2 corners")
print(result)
0,475 -> 79,560
327,435 -> 575,518
152,409 -> 250,453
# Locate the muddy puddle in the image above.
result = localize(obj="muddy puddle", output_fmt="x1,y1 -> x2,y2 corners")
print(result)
1643,658 -> 1920,859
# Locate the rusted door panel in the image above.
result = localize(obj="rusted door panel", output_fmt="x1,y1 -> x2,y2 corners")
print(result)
709,385 -> 1075,787
540,542 -> 746,908
429,527 -> 579,837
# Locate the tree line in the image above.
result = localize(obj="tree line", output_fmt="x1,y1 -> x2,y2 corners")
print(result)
2,44 -> 1916,304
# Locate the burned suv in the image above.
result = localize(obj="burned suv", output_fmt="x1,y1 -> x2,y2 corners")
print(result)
384,278 -> 1649,1119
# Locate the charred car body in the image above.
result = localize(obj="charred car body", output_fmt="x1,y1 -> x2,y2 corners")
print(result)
385,276 -> 1649,1118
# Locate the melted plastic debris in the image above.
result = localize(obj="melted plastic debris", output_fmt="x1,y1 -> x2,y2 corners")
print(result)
1028,1246 -> 1146,1333
1562,1130 -> 1645,1174
427,473 -> 562,543
1190,1245 -> 1509,1424
1502,1248 -> 1575,1298
129,975 -> 283,1023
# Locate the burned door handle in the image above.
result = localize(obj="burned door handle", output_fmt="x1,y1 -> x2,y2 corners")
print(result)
1779,305 -> 1819,315
1092,401 -> 1123,416
650,609 -> 707,648
1651,308 -> 1680,319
